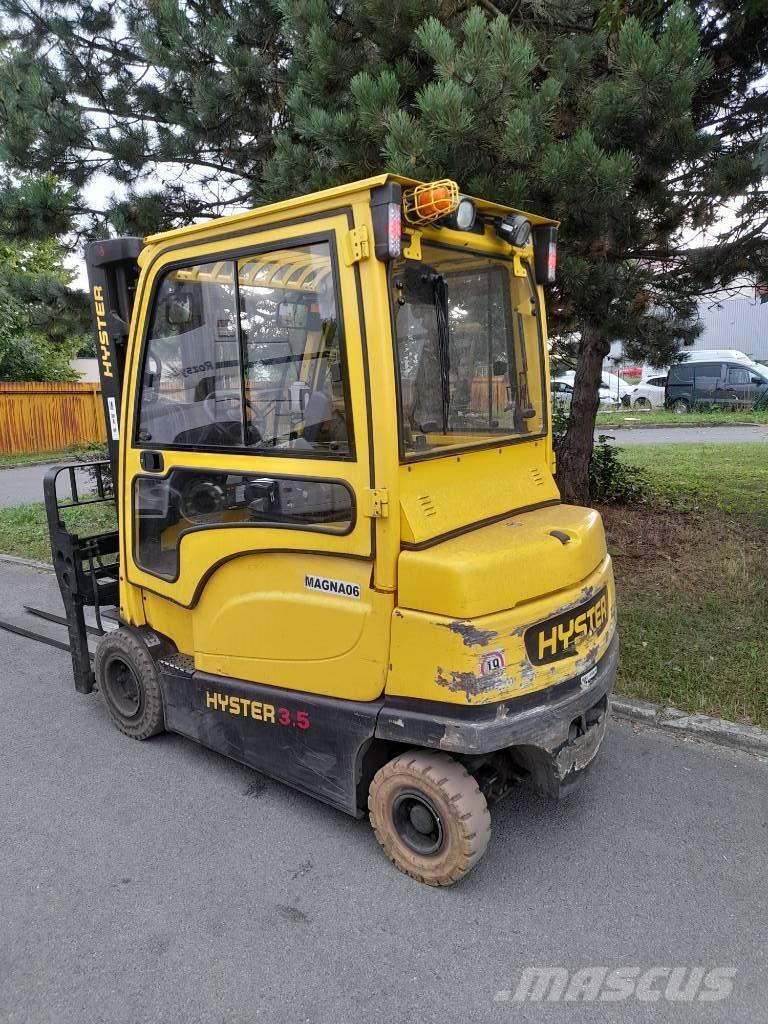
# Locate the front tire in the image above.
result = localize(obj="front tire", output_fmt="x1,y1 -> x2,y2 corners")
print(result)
368,750 -> 490,886
94,628 -> 165,740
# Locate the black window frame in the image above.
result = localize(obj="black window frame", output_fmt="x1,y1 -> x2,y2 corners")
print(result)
387,240 -> 549,465
132,467 -> 357,582
132,231 -> 357,463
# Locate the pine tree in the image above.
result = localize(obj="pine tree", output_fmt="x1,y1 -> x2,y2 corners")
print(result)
1,1 -> 766,497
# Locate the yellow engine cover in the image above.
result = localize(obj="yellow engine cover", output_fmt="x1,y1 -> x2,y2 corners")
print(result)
397,504 -> 607,619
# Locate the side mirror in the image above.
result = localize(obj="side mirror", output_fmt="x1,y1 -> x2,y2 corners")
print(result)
276,301 -> 309,330
166,291 -> 195,326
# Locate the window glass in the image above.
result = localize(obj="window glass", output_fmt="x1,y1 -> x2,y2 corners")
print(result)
728,367 -> 750,385
136,241 -> 352,458
135,469 -> 353,578
392,244 -> 544,458
238,242 -> 352,456
694,363 -> 721,395
648,377 -> 666,388
137,261 -> 243,447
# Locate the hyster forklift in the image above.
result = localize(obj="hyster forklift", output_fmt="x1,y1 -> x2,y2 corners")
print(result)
16,176 -> 618,884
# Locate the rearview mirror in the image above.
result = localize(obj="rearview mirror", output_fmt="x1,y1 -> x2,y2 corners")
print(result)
166,290 -> 195,326
276,301 -> 309,330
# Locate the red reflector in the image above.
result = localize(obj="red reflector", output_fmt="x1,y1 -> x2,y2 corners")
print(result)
547,243 -> 557,280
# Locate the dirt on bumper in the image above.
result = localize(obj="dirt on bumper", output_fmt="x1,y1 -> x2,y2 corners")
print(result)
376,633 -> 618,798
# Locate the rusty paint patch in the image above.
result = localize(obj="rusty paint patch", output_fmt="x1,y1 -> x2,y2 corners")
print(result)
440,620 -> 498,648
435,665 -> 506,700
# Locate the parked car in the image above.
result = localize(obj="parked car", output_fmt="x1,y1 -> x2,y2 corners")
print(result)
665,359 -> 768,412
683,349 -> 756,365
552,376 -> 622,408
622,375 -> 667,409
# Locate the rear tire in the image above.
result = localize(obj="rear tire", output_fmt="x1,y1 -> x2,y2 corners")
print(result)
671,398 -> 690,414
633,396 -> 651,409
368,750 -> 490,886
94,628 -> 165,740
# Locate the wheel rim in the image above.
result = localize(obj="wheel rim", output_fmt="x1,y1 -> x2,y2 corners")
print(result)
634,397 -> 650,408
673,401 -> 687,414
392,789 -> 444,856
103,656 -> 143,719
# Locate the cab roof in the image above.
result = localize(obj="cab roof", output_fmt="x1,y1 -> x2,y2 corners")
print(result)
143,173 -> 557,248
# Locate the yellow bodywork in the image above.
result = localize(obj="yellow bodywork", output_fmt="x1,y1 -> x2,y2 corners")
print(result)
116,174 -> 616,709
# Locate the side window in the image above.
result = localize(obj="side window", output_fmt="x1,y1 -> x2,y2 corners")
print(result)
137,261 -> 242,447
728,367 -> 750,385
238,242 -> 352,456
135,469 -> 354,579
694,363 -> 721,394
136,240 -> 353,458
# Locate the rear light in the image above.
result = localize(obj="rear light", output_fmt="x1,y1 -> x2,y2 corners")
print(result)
387,202 -> 401,258
534,225 -> 558,285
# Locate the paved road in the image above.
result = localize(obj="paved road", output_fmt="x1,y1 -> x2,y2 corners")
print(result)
0,559 -> 766,1024
596,424 -> 768,445
0,462 -> 58,508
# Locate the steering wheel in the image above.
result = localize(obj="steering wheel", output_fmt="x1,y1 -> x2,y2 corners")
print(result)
201,389 -> 266,441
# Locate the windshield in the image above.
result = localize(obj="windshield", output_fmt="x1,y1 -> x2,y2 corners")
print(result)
391,244 -> 545,458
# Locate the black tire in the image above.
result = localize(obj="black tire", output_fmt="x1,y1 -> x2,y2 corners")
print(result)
671,398 -> 690,414
368,749 -> 491,886
94,628 -> 165,740
633,397 -> 652,409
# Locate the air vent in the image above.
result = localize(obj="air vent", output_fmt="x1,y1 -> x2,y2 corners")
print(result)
418,494 -> 437,517
530,468 -> 545,487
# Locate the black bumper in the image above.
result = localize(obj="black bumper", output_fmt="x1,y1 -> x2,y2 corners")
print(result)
376,633 -> 619,761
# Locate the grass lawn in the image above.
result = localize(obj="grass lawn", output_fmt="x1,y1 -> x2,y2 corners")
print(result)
621,443 -> 768,517
0,499 -> 116,563
604,441 -> 768,728
0,444 -> 100,469
595,408 -> 768,428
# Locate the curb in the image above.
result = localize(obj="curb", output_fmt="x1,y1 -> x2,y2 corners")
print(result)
611,695 -> 768,757
0,553 -> 54,571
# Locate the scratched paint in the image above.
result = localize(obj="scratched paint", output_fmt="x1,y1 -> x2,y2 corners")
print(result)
440,619 -> 498,648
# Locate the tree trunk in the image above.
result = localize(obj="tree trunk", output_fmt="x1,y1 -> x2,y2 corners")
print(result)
557,322 -> 610,505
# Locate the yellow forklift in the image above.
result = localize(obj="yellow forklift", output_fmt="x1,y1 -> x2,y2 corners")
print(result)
11,176 -> 618,884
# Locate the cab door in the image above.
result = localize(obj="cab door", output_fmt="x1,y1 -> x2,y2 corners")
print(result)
122,216 -> 391,701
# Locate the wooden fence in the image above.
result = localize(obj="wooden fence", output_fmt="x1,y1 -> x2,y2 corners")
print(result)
0,382 -> 107,454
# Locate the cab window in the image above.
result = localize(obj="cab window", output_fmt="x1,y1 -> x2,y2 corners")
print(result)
136,241 -> 352,457
391,244 -> 545,459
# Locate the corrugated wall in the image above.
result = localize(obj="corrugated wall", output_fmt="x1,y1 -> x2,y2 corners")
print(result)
0,382 -> 107,454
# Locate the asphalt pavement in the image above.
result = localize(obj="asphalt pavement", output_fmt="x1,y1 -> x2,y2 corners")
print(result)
1,558 -> 766,1024
596,424 -> 768,445
0,462 -> 58,508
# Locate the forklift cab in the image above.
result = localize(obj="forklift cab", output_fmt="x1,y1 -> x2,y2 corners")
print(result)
46,176 -> 617,885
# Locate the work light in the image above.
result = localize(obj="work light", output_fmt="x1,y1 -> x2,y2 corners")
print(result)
496,214 -> 531,248
441,196 -> 476,232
